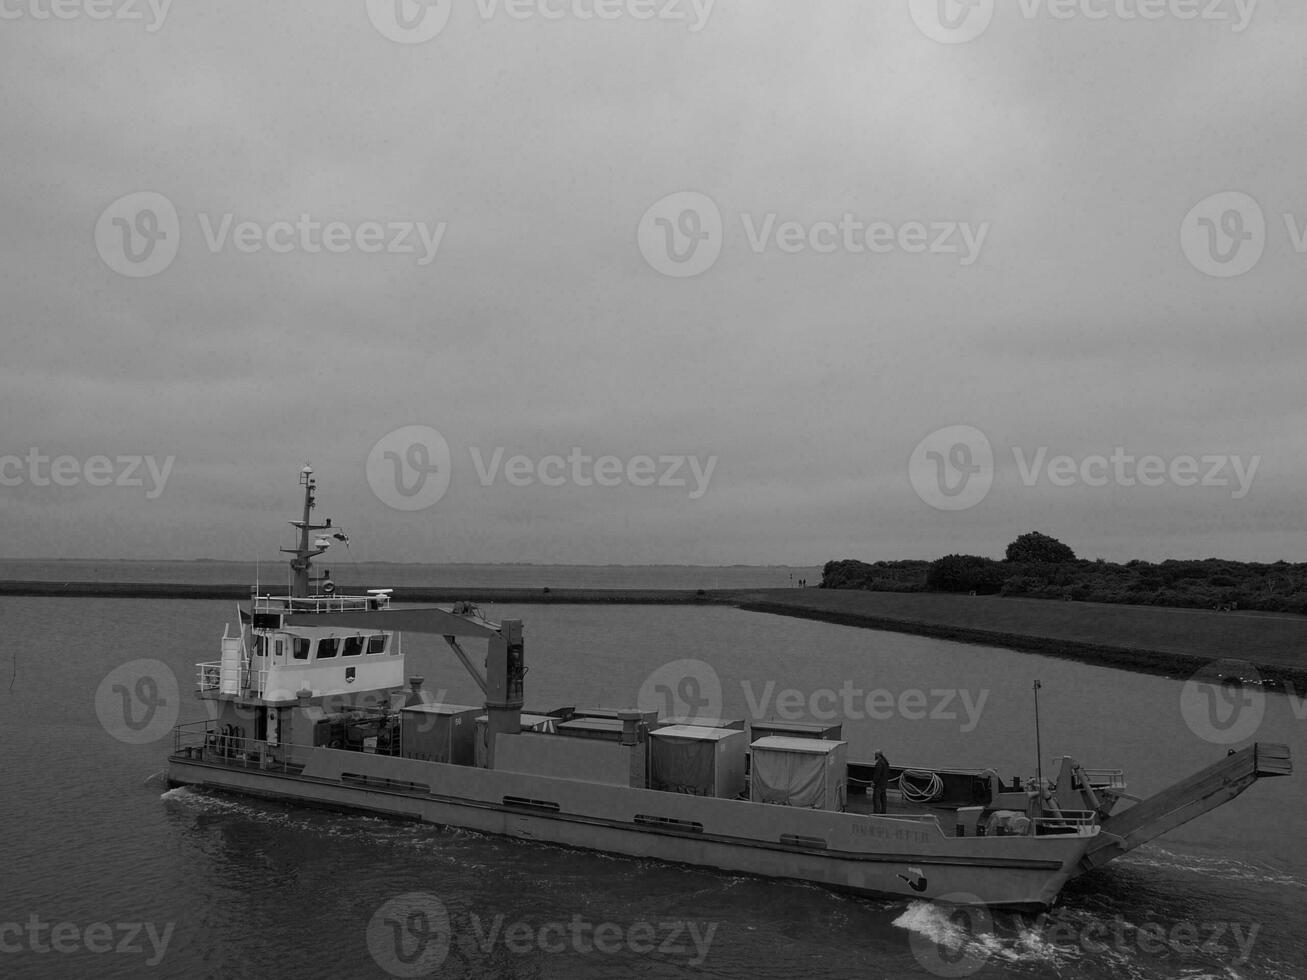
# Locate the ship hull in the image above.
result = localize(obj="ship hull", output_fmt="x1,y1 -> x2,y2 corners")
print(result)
167,748 -> 1090,909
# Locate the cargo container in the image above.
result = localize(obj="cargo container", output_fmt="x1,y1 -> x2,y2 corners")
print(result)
400,703 -> 481,764
475,712 -> 558,768
648,725 -> 747,798
748,719 -> 842,742
749,736 -> 848,811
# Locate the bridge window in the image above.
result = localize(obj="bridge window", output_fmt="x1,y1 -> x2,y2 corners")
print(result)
367,635 -> 387,655
342,636 -> 364,657
316,638 -> 338,659
292,638 -> 310,660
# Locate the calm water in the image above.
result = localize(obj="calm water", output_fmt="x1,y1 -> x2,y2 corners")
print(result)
0,559 -> 821,591
1,593 -> 1303,979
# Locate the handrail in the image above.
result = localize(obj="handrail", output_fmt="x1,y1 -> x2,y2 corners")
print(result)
170,723 -> 369,774
1079,768 -> 1127,789
194,661 -> 268,695
1031,809 -> 1097,836
250,593 -> 387,614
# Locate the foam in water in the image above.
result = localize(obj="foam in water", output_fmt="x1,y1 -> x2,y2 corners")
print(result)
893,901 -> 977,953
1123,845 -> 1304,890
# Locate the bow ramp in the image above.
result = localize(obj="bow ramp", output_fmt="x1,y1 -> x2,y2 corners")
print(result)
1078,742 -> 1291,874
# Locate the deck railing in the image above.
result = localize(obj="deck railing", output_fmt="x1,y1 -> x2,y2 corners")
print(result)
1031,809 -> 1097,836
1079,767 -> 1127,790
251,593 -> 385,614
195,662 -> 269,695
171,720 -> 312,775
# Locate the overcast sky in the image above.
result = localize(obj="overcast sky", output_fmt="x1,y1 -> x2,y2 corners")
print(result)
2,1 -> 1305,565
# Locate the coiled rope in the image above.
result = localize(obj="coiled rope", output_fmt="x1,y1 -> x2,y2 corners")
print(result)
898,769 -> 945,804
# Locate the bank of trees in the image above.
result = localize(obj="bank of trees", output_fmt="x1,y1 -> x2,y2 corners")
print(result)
820,532 -> 1307,614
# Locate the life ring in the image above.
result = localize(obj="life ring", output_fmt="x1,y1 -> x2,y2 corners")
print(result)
322,581 -> 336,595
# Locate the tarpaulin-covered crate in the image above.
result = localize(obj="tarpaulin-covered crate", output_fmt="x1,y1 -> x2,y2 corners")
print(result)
648,725 -> 747,798
749,736 -> 848,811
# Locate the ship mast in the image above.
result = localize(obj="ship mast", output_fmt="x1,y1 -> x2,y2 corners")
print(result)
280,464 -> 333,599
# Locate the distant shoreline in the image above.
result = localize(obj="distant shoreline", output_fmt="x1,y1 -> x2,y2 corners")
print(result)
4,580 -> 1304,690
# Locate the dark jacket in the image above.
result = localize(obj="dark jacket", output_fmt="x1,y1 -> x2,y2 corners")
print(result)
872,756 -> 889,786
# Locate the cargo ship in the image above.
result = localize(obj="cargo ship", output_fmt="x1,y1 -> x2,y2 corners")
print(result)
165,467 -> 1292,908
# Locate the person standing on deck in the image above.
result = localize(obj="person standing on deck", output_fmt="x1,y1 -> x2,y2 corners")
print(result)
871,750 -> 889,814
